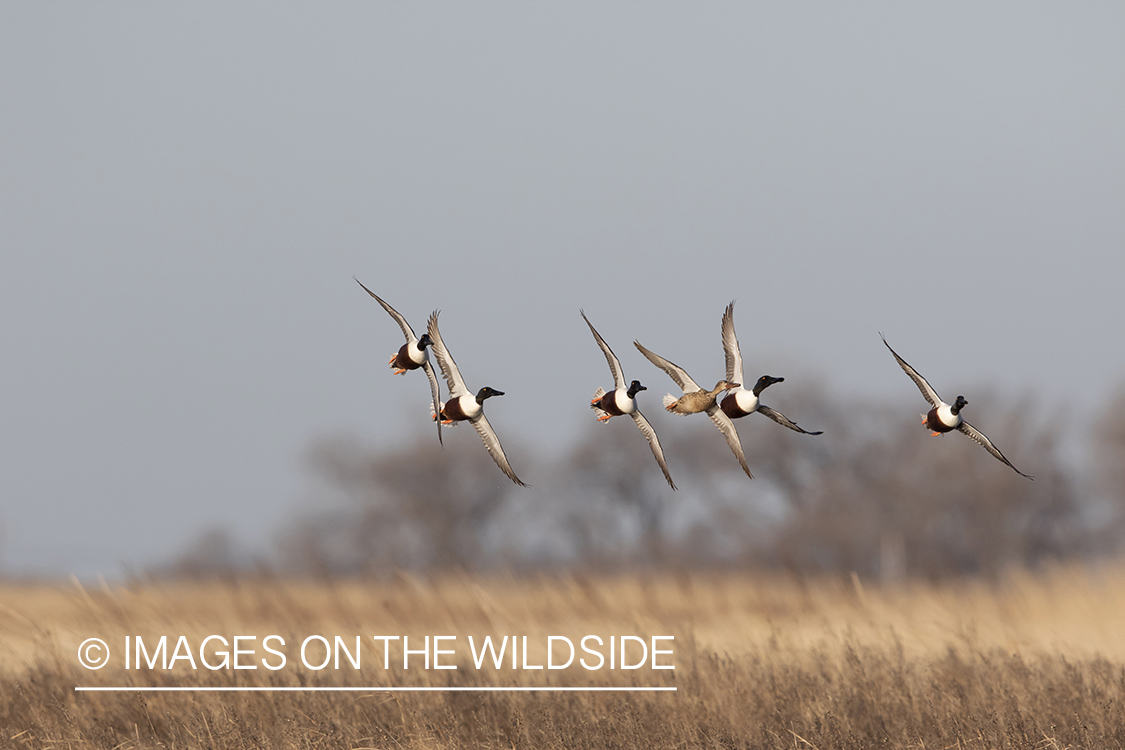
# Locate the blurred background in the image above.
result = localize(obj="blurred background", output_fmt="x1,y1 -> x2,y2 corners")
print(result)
1,3 -> 1123,581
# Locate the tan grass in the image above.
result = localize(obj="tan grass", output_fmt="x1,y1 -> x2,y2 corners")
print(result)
3,565 -> 1125,748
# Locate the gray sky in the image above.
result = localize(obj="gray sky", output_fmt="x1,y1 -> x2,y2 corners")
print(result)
2,3 -> 1123,577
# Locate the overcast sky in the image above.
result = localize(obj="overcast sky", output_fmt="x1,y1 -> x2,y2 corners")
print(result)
2,3 -> 1122,577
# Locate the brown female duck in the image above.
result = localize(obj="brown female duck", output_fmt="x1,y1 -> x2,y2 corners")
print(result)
634,341 -> 751,479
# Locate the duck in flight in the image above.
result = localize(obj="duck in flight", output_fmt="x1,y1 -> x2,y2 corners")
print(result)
353,276 -> 443,445
581,311 -> 676,490
426,311 -> 527,487
719,301 -> 823,435
881,333 -> 1032,480
634,341 -> 752,479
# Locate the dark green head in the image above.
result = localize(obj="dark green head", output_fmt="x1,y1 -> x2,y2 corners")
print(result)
953,395 -> 968,415
753,375 -> 784,396
476,386 -> 504,403
418,333 -> 433,349
626,380 -> 646,398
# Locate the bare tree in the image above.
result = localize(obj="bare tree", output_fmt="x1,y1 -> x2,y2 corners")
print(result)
150,527 -> 247,580
266,381 -> 1090,580
562,421 -> 677,566
1091,382 -> 1125,542
283,432 -> 524,575
774,390 -> 1081,579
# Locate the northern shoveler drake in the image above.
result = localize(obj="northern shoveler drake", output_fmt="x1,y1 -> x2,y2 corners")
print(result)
354,276 -> 443,445
425,311 -> 527,487
881,333 -> 1032,480
634,341 -> 752,479
719,301 -> 823,435
581,311 -> 676,490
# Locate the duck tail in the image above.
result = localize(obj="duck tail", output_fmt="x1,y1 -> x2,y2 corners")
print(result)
663,393 -> 688,415
430,401 -> 458,426
590,387 -> 610,421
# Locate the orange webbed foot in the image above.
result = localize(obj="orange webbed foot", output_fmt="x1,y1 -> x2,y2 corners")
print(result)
931,431 -> 941,436
596,414 -> 612,422
442,419 -> 455,425
393,368 -> 407,375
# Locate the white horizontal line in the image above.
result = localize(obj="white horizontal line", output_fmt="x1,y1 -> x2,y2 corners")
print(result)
75,686 -> 676,693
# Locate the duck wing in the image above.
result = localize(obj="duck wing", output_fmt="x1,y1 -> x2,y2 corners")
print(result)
757,405 -> 824,435
956,421 -> 1033,480
630,410 -> 677,490
634,341 -> 701,394
581,310 -> 626,389
881,333 -> 942,408
721,301 -> 744,386
422,359 -> 444,445
706,405 -> 753,479
354,276 -> 416,342
426,311 -> 470,399
471,412 -> 528,487
354,277 -> 440,443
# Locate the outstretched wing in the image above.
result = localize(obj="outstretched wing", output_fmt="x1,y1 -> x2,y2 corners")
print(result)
707,406 -> 753,479
957,420 -> 1033,480
581,310 -> 626,389
471,413 -> 528,487
354,276 -> 416,342
881,333 -> 942,408
634,341 -> 701,394
426,311 -> 470,398
757,405 -> 824,435
721,301 -> 744,386
422,359 -> 443,445
631,410 -> 677,490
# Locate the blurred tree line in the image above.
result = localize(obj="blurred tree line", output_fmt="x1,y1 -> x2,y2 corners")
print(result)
168,381 -> 1125,581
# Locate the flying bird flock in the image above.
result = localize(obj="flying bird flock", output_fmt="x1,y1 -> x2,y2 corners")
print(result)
356,278 -> 1033,487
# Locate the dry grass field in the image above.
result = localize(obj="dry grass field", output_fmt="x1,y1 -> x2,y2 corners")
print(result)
4,566 -> 1125,748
